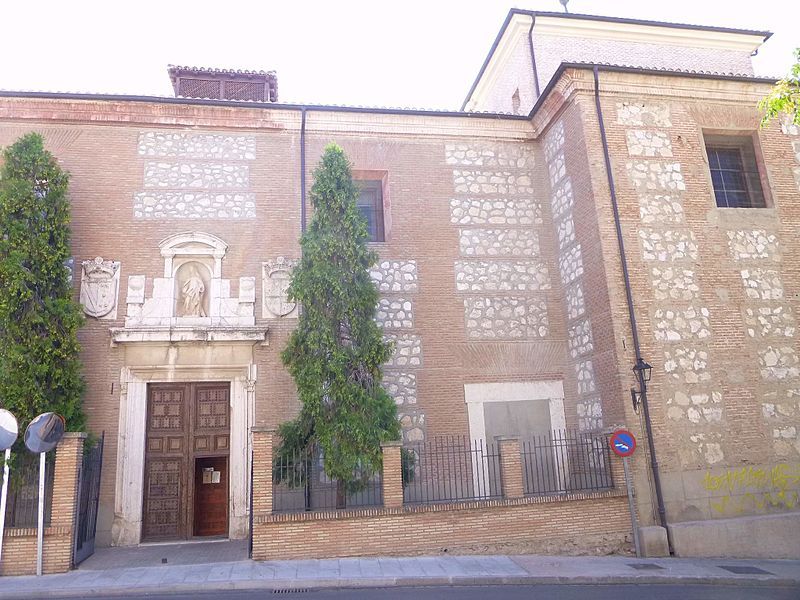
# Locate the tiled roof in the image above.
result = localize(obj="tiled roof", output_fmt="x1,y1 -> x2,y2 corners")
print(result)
167,65 -> 275,77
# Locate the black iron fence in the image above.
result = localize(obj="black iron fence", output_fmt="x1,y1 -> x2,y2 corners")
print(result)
521,429 -> 613,496
272,445 -> 382,513
2,454 -> 55,528
402,436 -> 502,505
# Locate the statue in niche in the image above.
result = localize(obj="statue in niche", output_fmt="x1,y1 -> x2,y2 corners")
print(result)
179,263 -> 207,317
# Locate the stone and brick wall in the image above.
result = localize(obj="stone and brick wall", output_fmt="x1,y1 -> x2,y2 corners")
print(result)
565,68 -> 800,527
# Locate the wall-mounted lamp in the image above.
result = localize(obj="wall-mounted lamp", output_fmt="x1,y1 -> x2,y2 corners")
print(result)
632,358 -> 653,384
631,358 -> 653,415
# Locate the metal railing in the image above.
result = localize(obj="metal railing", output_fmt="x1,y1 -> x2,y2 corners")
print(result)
272,445 -> 382,513
402,436 -> 502,505
2,454 -> 54,528
521,429 -> 613,496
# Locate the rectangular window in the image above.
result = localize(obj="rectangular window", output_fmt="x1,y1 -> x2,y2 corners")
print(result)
704,134 -> 767,209
356,180 -> 385,242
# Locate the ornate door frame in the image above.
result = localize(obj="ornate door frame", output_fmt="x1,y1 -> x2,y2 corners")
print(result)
112,363 -> 256,546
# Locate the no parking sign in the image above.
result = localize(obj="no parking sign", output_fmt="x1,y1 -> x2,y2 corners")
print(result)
610,429 -> 636,458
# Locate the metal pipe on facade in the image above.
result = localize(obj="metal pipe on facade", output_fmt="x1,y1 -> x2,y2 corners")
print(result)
300,108 -> 308,233
592,66 -> 672,553
527,17 -> 541,100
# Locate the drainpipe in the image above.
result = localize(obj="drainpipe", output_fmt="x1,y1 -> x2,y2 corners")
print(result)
527,17 -> 541,100
592,66 -> 672,553
300,108 -> 307,233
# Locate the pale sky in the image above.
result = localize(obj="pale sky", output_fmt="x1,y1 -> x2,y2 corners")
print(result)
1,0 -> 797,110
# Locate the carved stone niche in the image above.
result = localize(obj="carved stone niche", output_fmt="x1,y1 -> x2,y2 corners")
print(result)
80,257 -> 121,320
262,257 -> 298,319
123,232 -> 256,328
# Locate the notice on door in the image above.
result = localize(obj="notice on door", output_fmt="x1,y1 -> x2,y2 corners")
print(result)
202,468 -> 221,484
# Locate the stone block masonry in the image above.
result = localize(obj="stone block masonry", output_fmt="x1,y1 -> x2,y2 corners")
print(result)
618,99 -> 727,467
370,260 -> 424,443
544,119 -> 602,431
134,131 -> 257,219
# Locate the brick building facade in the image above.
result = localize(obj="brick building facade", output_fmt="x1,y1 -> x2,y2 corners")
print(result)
1,10 -> 798,558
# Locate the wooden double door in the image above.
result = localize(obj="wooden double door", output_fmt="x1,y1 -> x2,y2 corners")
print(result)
142,382 -> 230,542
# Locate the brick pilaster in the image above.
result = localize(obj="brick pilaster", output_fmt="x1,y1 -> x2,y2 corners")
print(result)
497,437 -> 524,499
52,432 -> 86,571
251,428 -> 274,516
381,441 -> 404,509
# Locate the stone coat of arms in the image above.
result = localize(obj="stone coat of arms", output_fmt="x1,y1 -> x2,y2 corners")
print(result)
262,257 -> 298,318
80,257 -> 121,319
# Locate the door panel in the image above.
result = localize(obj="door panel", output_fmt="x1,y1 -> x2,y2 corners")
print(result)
193,456 -> 228,536
143,385 -> 188,541
142,382 -> 230,542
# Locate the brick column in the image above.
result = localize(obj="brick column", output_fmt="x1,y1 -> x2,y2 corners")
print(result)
250,428 -> 275,516
497,437 -> 524,499
381,441 -> 404,509
52,432 -> 86,572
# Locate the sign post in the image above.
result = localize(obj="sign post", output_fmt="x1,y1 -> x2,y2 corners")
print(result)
24,412 -> 65,576
610,429 -> 641,558
0,409 -> 20,570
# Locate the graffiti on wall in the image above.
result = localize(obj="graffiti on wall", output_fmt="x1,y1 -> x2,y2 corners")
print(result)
704,463 -> 800,515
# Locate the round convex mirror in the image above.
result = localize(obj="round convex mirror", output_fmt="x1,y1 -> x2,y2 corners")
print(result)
24,412 -> 65,454
0,409 -> 18,451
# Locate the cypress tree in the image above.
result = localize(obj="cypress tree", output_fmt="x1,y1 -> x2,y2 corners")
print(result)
0,133 -> 85,436
277,143 -> 399,495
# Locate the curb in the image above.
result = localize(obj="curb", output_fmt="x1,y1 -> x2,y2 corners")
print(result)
2,573 -> 798,599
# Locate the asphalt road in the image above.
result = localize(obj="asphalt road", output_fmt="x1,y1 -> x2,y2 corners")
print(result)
76,583 -> 800,600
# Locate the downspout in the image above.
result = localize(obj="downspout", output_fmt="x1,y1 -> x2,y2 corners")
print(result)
592,66 -> 672,552
527,17 -> 541,100
300,107 -> 308,233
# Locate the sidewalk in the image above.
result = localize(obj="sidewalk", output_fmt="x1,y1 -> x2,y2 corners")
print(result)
1,552 -> 798,598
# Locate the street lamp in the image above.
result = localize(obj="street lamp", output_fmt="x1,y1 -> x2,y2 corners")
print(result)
630,358 -> 653,413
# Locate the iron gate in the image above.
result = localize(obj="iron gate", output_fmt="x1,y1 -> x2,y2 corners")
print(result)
73,432 -> 104,566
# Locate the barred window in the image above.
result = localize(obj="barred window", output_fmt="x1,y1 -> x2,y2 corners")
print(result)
705,135 -> 767,209
356,180 -> 385,242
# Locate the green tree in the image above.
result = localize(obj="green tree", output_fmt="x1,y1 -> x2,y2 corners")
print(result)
275,143 -> 399,500
760,48 -> 800,127
0,132 -> 85,437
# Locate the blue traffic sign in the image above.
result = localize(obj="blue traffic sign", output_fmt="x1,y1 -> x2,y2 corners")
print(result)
610,429 -> 636,457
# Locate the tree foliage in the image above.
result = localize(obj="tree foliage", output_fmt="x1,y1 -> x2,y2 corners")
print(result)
276,143 -> 400,492
0,133 -> 85,437
760,48 -> 800,127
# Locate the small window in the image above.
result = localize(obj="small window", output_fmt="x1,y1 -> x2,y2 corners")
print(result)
356,180 -> 385,242
511,88 -> 521,115
704,134 -> 767,209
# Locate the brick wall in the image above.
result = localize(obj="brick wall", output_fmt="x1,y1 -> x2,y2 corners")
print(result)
251,429 -> 631,560
0,433 -> 85,576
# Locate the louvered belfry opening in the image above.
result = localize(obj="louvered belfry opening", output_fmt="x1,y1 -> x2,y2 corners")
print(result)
168,66 -> 278,102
